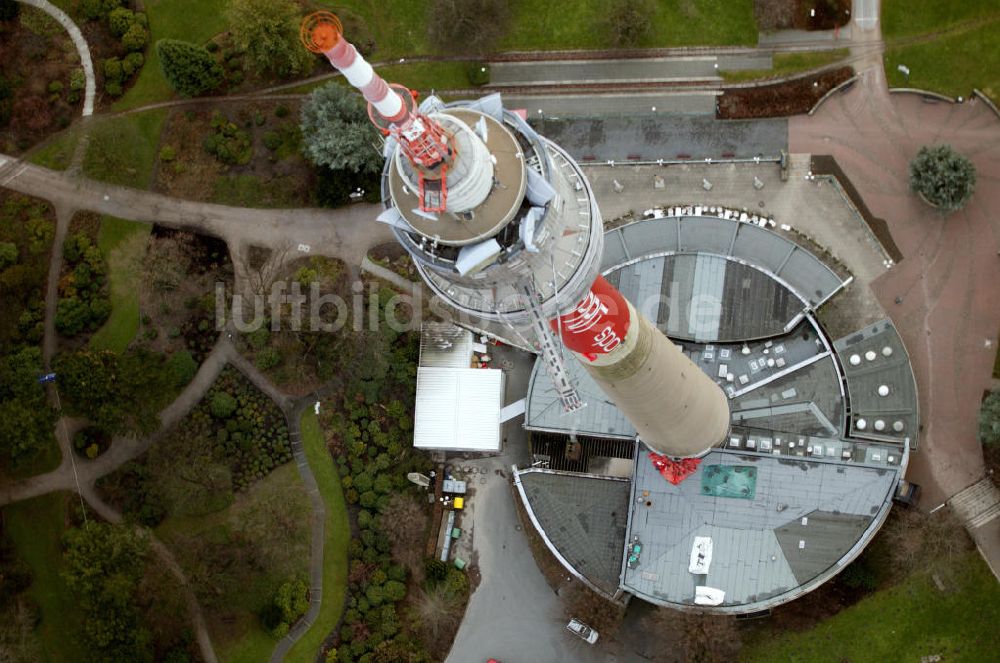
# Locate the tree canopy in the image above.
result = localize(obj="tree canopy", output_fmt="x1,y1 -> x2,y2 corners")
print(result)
428,0 -> 509,54
156,39 -> 224,98
909,144 -> 977,211
0,347 -> 55,466
63,522 -> 152,662
300,82 -> 383,175
52,349 -> 172,436
980,390 -> 1000,445
225,0 -> 312,79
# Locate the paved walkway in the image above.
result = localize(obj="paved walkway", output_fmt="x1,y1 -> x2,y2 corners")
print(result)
790,67 -> 1000,511
489,57 -> 724,87
20,0 -> 95,117
82,489 -> 219,663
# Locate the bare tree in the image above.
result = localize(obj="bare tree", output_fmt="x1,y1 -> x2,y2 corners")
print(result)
563,582 -> 625,641
881,507 -> 972,573
646,607 -> 743,663
235,241 -> 293,298
607,0 -> 656,48
428,0 -> 510,54
380,493 -> 429,578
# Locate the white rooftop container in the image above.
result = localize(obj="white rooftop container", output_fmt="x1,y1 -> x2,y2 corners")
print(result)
413,367 -> 504,452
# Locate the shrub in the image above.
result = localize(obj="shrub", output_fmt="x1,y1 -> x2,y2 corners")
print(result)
980,390 -> 1000,445
606,0 -> 655,47
0,241 -> 16,268
165,350 -> 198,387
909,144 -> 976,211
275,104 -> 289,118
47,81 -> 64,94
122,52 -> 145,78
204,112 -> 253,165
467,64 -> 490,86
263,131 -> 282,151
121,21 -> 149,52
70,69 -> 86,91
225,0 -> 312,78
159,145 -> 176,162
840,558 -> 879,591
156,39 -> 224,97
107,7 -> 134,37
104,58 -> 124,84
0,0 -> 19,22
80,0 -> 122,22
210,392 -> 237,418
255,347 -> 280,370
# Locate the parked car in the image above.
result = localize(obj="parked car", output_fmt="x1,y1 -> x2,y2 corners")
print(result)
566,618 -> 599,644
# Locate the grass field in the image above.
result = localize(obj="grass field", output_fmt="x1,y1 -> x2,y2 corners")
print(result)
742,552 -> 1000,662
83,109 -> 167,189
4,494 -> 83,663
321,0 -> 756,58
722,49 -> 849,83
882,0 -> 1000,40
115,0 -> 228,111
885,22 -> 1000,100
28,126 -> 81,171
89,217 -> 151,353
882,1 -> 1000,100
285,409 -> 349,663
502,0 -> 757,50
157,462 -> 311,663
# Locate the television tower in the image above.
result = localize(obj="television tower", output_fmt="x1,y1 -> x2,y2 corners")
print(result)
301,13 -> 730,471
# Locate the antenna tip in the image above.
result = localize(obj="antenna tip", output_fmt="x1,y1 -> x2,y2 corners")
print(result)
300,11 -> 343,54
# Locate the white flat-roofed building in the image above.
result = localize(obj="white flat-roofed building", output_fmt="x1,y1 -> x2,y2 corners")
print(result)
414,366 -> 504,452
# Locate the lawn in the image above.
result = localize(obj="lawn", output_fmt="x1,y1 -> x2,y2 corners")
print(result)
882,0 -> 1000,40
741,552 -> 1000,662
319,0 -> 756,58
284,409 -> 350,663
28,125 -> 81,171
156,462 -> 311,663
4,494 -> 84,663
89,217 -> 151,353
722,48 -> 849,83
82,109 -> 167,189
114,0 -> 229,111
885,21 -> 1000,100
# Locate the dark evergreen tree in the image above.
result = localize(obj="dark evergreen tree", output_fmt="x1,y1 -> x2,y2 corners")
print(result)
156,39 -> 224,97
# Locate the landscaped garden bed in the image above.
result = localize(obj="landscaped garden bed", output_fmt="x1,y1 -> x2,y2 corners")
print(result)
718,66 -> 854,119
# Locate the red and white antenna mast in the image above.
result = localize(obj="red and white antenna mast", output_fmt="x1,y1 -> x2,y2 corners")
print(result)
301,12 -> 453,212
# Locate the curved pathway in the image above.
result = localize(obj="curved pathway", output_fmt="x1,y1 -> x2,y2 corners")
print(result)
0,156 -> 394,266
82,487 -> 218,663
19,0 -> 95,117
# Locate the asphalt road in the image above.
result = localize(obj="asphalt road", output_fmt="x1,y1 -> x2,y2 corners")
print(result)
490,57 -> 722,86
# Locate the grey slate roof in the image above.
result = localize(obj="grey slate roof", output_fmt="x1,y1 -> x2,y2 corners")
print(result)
621,449 -> 896,609
517,470 -> 631,596
602,215 -> 845,310
833,319 -> 919,449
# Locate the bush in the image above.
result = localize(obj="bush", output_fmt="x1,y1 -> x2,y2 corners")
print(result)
909,144 -> 976,211
70,69 -> 86,91
210,391 -> 237,418
225,0 -> 312,78
0,241 -> 16,268
156,39 -> 224,98
606,0 -> 655,47
839,558 -> 879,591
47,81 -> 64,94
121,22 -> 149,53
204,112 -> 253,165
255,347 -> 280,370
980,390 -> 1000,445
159,145 -> 176,162
165,350 -> 198,387
122,52 -> 145,78
0,0 -> 19,22
467,64 -> 490,86
107,7 -> 134,37
104,58 -> 124,84
80,0 -> 122,22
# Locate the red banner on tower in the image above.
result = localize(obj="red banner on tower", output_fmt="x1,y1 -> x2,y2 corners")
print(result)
551,275 -> 631,359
